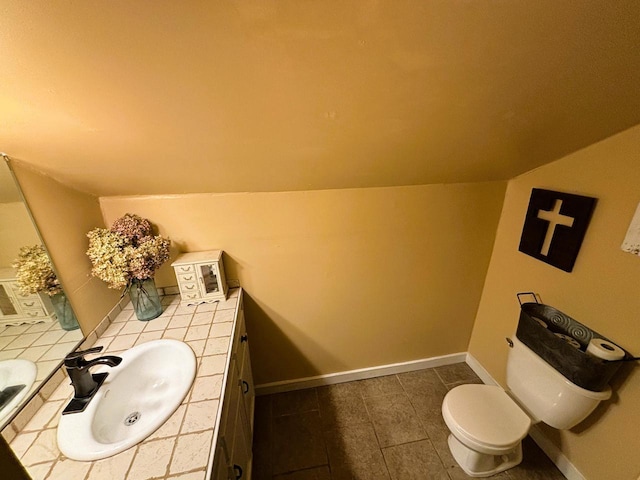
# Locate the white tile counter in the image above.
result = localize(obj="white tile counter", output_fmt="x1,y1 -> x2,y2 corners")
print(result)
6,288 -> 243,480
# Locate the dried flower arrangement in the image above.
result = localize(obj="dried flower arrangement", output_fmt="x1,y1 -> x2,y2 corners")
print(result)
86,213 -> 171,290
12,245 -> 63,296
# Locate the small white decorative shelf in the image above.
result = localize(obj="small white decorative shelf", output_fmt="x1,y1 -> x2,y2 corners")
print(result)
171,250 -> 228,307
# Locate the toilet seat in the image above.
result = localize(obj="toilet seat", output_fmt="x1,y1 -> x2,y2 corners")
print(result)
442,384 -> 531,456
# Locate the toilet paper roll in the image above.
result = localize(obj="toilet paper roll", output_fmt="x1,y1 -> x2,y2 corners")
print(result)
532,317 -> 548,328
586,339 -> 625,361
554,333 -> 581,349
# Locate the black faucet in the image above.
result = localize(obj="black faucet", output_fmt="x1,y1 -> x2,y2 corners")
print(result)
62,346 -> 122,414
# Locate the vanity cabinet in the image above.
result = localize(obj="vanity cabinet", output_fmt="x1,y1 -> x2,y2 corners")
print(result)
0,268 -> 56,326
171,251 -> 228,307
213,295 -> 255,480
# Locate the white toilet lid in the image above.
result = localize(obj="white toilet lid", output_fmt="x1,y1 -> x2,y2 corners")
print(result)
442,384 -> 531,453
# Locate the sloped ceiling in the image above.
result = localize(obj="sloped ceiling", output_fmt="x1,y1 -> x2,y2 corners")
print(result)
1,1 -> 639,196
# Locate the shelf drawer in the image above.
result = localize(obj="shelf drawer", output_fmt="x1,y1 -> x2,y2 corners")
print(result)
174,265 -> 195,274
17,298 -> 41,309
178,273 -> 197,282
179,282 -> 199,294
23,308 -> 47,318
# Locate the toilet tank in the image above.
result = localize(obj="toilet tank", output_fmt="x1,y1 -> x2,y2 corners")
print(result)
506,337 -> 611,429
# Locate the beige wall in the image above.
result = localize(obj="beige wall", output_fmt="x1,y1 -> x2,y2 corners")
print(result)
11,161 -> 121,333
101,181 -> 506,384
0,202 -> 40,268
468,125 -> 640,479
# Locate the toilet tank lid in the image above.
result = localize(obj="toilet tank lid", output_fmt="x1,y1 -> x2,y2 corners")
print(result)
443,384 -> 531,448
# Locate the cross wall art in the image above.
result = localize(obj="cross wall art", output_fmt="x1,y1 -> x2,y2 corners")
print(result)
518,188 -> 597,272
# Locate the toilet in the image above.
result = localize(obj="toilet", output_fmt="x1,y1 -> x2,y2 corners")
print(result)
441,337 -> 612,477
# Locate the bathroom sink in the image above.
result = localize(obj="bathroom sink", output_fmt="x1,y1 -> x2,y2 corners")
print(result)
57,339 -> 196,461
0,359 -> 37,424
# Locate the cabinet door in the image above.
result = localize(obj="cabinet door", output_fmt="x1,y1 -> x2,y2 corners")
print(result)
238,338 -> 255,435
212,437 -> 232,480
0,284 -> 18,317
197,263 -> 222,296
230,400 -> 251,480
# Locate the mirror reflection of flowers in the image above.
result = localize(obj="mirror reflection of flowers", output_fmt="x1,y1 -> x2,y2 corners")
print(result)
86,213 -> 171,290
12,245 -> 62,296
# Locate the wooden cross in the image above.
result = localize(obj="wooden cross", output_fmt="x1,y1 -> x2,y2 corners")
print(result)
536,200 -> 575,256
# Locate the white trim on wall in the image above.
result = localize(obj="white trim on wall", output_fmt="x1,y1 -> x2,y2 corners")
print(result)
255,352 -> 467,396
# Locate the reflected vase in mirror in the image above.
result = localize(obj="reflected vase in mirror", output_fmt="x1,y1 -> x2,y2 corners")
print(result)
129,278 -> 162,321
50,292 -> 79,331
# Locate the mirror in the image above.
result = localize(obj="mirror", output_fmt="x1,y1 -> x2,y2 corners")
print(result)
0,156 -> 83,428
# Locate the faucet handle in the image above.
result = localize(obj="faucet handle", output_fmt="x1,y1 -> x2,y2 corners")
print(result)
64,346 -> 104,367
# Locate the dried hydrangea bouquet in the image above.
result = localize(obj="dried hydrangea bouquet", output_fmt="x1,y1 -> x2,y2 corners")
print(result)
12,245 -> 79,330
86,214 -> 171,321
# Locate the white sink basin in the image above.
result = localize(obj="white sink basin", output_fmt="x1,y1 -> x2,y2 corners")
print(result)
57,339 -> 196,461
0,359 -> 37,424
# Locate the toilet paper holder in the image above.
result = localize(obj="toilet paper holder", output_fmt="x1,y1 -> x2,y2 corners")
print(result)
515,292 -> 638,391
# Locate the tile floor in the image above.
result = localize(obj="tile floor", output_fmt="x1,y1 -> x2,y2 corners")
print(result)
252,363 -> 565,480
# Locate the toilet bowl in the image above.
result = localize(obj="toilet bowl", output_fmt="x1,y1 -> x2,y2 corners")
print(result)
441,337 -> 612,477
442,384 -> 531,477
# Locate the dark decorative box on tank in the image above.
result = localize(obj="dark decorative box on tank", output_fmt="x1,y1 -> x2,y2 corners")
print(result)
516,301 -> 630,392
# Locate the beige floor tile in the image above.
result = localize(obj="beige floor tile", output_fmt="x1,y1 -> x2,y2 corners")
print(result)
358,375 -> 404,398
434,363 -> 481,385
382,439 -> 449,480
272,411 -> 328,475
316,381 -> 362,402
273,465 -> 332,479
272,389 -> 319,417
364,393 -> 427,448
324,422 -> 388,479
318,392 -> 370,429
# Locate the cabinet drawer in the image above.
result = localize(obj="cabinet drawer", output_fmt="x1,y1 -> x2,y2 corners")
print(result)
23,308 -> 47,319
17,298 -> 41,309
178,273 -> 197,283
179,282 -> 199,294
10,289 -> 38,300
174,265 -> 195,274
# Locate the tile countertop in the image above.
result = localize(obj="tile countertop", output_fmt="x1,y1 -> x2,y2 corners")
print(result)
8,288 -> 242,480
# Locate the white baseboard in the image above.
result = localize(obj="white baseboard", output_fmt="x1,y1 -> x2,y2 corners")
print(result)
465,352 -> 585,480
254,352 -> 466,396
528,426 -> 586,480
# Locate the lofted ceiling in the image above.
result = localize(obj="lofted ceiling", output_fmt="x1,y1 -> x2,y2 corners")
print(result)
1,1 -> 639,197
